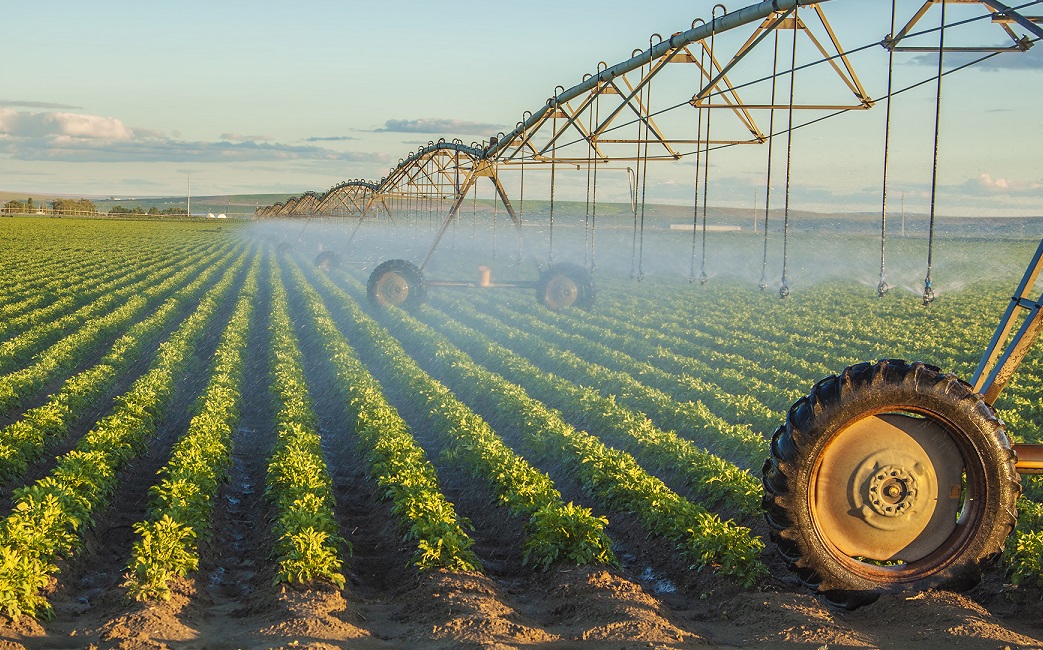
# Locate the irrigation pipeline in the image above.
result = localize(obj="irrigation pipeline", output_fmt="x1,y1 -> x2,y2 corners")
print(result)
256,0 -> 1043,295
259,0 -> 1042,216
538,4 -> 1041,165
261,0 -> 833,221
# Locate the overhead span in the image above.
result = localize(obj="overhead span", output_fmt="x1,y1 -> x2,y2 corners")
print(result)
256,0 -> 1039,225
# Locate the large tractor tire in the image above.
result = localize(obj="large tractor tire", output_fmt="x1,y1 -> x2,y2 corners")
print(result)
762,359 -> 1020,608
315,250 -> 341,272
276,242 -> 293,255
536,263 -> 595,311
367,259 -> 425,310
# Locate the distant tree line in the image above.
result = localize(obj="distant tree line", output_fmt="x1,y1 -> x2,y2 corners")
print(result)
2,198 -> 40,215
51,198 -> 98,215
2,198 -> 187,217
2,197 -> 98,216
108,205 -> 188,216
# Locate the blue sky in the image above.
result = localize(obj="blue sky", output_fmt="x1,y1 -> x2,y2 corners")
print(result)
2,0 -> 1041,216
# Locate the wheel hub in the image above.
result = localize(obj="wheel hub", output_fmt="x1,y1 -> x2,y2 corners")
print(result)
866,463 -> 919,518
814,413 -> 965,562
376,273 -> 409,305
545,276 -> 578,309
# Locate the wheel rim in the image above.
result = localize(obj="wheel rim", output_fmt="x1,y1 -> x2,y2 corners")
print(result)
812,412 -> 982,577
374,272 -> 410,306
544,275 -> 579,309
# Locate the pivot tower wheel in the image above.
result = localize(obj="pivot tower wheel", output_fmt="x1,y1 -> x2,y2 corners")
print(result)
315,250 -> 342,272
762,359 -> 1020,608
367,259 -> 425,309
536,263 -> 595,311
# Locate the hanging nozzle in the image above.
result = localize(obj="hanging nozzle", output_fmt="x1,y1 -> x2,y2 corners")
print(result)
779,278 -> 790,299
922,278 -> 935,306
877,276 -> 890,297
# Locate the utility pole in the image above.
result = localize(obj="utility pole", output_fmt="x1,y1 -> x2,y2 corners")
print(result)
187,173 -> 191,218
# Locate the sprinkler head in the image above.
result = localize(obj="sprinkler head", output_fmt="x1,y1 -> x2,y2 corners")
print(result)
922,279 -> 935,306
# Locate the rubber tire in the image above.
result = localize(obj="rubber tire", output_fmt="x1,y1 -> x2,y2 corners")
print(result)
762,359 -> 1020,609
367,259 -> 425,310
276,242 -> 293,255
536,263 -> 595,311
315,250 -> 341,272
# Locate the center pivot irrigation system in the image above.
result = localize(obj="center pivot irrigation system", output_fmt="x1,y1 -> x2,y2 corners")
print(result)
258,0 -> 1043,605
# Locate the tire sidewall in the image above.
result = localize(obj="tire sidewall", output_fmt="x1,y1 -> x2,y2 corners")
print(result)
770,360 -> 1019,599
537,263 -> 595,311
367,259 -> 426,309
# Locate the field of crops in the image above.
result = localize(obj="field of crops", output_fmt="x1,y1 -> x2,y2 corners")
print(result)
0,216 -> 1041,649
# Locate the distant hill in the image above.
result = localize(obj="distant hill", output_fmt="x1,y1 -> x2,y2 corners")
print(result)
3,190 -> 1041,238
92,194 -> 294,218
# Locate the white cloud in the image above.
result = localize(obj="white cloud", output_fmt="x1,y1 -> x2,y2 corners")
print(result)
375,117 -> 504,136
220,132 -> 273,142
970,172 -> 1042,194
0,109 -> 388,164
909,45 -> 1043,71
0,108 -> 135,140
304,135 -> 358,142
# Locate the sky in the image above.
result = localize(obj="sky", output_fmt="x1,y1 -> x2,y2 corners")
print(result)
2,0 -> 1041,216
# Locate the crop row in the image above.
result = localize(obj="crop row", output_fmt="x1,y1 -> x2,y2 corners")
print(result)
470,294 -> 780,436
586,280 -> 1043,504
0,242 -> 228,376
124,255 -> 260,601
0,246 -> 246,483
0,243 -> 238,415
0,240 -> 206,343
0,247 -> 164,327
307,267 -> 617,569
0,241 -> 209,338
0,218 -> 234,312
436,293 -> 767,470
594,280 -> 997,398
328,271 -> 765,586
450,275 -> 1043,586
413,302 -> 762,520
594,284 -> 838,381
504,291 -> 807,411
1009,497 -> 1043,587
265,256 -> 346,588
284,259 -> 481,572
0,245 -> 246,620
0,238 -> 179,312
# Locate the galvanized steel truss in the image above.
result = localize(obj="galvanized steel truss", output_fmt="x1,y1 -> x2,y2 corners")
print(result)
256,0 -> 1040,236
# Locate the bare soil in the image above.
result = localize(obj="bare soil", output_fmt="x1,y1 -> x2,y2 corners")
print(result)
2,560 -> 1041,649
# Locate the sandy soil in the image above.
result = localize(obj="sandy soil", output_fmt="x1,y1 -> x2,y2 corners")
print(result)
1,560 -> 1041,649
